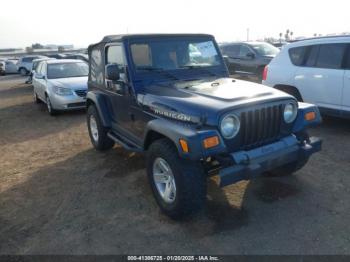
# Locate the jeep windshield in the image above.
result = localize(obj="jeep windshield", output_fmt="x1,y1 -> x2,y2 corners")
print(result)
130,38 -> 224,76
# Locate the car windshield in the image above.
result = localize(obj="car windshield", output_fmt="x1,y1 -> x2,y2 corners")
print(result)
47,62 -> 88,79
130,39 -> 222,71
250,43 -> 280,56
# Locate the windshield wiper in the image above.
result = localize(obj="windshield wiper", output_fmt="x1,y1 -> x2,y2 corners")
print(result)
136,66 -> 179,81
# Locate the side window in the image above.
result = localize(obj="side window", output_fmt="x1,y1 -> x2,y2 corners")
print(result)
344,45 -> 350,69
315,44 -> 346,69
305,45 -> 319,67
106,45 -> 127,81
289,46 -> 307,66
90,47 -> 103,85
238,45 -> 252,58
225,45 -> 240,58
106,45 -> 125,66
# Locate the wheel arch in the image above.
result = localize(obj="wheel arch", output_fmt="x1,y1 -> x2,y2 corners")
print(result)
273,84 -> 303,102
86,92 -> 112,128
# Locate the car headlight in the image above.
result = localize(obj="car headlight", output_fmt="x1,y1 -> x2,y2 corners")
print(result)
52,86 -> 73,96
284,103 -> 298,123
220,114 -> 240,139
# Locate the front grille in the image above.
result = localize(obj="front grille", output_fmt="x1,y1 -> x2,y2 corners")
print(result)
75,90 -> 87,97
67,102 -> 86,108
240,104 -> 283,150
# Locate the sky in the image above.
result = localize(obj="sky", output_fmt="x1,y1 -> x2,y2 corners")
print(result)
0,0 -> 349,48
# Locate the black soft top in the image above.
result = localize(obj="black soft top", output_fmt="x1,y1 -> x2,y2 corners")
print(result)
93,33 -> 214,45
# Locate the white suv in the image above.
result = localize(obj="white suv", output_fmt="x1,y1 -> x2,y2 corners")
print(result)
263,36 -> 350,118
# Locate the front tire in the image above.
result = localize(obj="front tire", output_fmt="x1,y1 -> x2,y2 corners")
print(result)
87,105 -> 115,151
46,95 -> 58,116
147,138 -> 206,219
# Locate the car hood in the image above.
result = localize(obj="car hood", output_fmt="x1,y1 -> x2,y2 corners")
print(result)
141,77 -> 294,126
49,76 -> 88,90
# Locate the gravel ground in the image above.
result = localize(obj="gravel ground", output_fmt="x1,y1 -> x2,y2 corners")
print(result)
0,75 -> 349,255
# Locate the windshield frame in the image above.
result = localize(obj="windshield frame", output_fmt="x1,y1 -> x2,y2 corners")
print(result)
47,62 -> 89,79
126,36 -> 228,81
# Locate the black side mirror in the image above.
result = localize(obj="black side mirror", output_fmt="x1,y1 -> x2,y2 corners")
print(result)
105,64 -> 120,81
246,52 -> 255,59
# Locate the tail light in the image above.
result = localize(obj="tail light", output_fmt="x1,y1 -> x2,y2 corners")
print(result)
262,65 -> 268,81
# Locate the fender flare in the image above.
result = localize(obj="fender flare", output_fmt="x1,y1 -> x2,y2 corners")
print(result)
144,118 -> 226,160
86,91 -> 112,128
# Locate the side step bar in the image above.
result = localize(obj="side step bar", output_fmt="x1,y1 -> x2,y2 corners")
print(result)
107,132 -> 143,152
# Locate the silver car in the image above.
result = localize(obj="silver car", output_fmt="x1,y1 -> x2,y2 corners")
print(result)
32,59 -> 88,115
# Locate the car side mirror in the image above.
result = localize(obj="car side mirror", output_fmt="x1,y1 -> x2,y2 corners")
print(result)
246,52 -> 255,59
105,64 -> 120,81
35,73 -> 45,79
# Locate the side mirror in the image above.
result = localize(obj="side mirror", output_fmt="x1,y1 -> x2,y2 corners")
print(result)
35,73 -> 45,79
105,64 -> 120,81
246,52 -> 255,59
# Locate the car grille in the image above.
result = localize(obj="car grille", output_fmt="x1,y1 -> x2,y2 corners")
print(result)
239,104 -> 283,150
75,90 -> 87,97
67,102 -> 86,108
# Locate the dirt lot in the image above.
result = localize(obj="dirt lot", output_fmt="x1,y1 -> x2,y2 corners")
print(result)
0,75 -> 349,255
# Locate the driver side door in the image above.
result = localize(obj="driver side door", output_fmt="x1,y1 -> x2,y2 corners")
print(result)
104,44 -> 141,144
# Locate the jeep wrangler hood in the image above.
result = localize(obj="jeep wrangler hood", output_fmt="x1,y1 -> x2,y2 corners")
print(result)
141,78 -> 294,126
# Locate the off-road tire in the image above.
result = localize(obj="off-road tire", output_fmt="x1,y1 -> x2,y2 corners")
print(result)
87,105 -> 115,151
147,138 -> 207,219
266,131 -> 310,177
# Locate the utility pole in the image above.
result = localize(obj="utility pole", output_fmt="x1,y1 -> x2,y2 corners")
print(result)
247,28 -> 250,41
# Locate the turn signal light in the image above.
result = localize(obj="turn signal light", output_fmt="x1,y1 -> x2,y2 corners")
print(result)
179,139 -> 189,153
305,111 -> 316,121
203,136 -> 220,149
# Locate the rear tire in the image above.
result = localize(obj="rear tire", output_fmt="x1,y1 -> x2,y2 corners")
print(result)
147,138 -> 206,219
87,105 -> 115,151
19,68 -> 28,76
266,131 -> 310,177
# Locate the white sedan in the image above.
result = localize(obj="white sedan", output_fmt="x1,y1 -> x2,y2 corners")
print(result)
32,59 -> 88,115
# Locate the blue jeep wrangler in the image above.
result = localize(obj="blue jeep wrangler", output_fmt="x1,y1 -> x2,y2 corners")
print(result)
86,34 -> 322,219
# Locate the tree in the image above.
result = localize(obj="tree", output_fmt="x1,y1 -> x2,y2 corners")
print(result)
290,31 -> 294,40
58,46 -> 65,52
32,43 -> 44,49
279,32 -> 283,43
25,46 -> 33,53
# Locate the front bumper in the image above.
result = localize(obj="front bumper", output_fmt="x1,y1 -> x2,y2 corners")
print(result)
50,93 -> 86,110
218,135 -> 322,187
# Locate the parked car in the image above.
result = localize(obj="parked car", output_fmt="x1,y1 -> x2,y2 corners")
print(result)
262,35 -> 350,119
64,53 -> 88,62
4,59 -> 19,74
86,34 -> 322,219
0,61 -> 5,75
25,57 -> 55,84
220,41 -> 280,82
17,55 -> 47,76
32,59 -> 88,115
46,54 -> 67,59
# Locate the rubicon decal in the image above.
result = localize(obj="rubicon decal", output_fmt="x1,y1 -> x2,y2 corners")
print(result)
152,107 -> 192,122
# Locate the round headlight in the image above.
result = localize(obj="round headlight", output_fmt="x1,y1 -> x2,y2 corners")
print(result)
220,114 -> 240,139
284,103 -> 298,123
